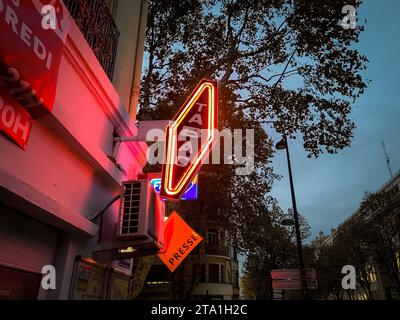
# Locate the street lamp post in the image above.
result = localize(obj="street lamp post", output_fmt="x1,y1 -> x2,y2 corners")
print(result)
276,135 -> 308,300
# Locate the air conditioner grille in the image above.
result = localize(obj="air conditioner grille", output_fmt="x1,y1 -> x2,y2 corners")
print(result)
120,181 -> 141,235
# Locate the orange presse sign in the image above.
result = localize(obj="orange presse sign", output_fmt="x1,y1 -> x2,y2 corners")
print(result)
158,211 -> 203,272
160,79 -> 218,201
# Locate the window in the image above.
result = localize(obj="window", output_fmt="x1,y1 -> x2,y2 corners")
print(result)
146,265 -> 171,284
366,265 -> 377,283
232,271 -> 239,288
233,247 -> 238,260
207,229 -> 218,245
357,293 -> 368,300
209,264 -> 219,283
200,264 -> 206,283
218,230 -> 225,246
63,0 -> 120,80
207,264 -> 226,283
221,266 -> 226,284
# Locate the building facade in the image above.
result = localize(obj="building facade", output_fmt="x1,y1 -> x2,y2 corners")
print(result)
317,170 -> 400,300
0,0 -> 148,300
364,170 -> 400,300
191,222 -> 240,300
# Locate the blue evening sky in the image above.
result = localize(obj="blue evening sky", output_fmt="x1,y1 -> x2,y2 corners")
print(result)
269,0 -> 400,239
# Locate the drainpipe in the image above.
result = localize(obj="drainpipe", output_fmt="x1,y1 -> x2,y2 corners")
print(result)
129,0 -> 149,117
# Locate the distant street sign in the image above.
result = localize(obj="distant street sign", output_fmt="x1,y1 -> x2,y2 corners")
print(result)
138,172 -> 198,200
271,269 -> 317,280
271,269 -> 318,291
272,279 -> 318,290
273,290 -> 283,300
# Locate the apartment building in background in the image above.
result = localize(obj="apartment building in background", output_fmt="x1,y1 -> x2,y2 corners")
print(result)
191,220 -> 240,300
364,170 -> 400,300
318,170 -> 400,300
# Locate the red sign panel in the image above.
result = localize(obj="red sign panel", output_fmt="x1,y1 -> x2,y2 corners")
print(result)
158,211 -> 203,272
272,279 -> 318,291
271,269 -> 317,280
0,0 -> 70,118
160,79 -> 218,201
0,89 -> 33,149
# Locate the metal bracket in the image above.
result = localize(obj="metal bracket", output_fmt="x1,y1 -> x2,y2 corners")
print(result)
93,238 -> 163,262
111,121 -> 170,170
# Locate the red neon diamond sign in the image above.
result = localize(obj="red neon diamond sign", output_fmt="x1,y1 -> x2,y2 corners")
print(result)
160,79 -> 218,201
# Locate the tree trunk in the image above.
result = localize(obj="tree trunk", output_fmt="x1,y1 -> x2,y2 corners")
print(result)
129,255 -> 155,299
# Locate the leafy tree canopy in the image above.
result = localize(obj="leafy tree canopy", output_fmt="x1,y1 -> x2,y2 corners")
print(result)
138,0 -> 368,298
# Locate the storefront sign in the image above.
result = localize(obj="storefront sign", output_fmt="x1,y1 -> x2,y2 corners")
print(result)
0,0 -> 70,118
271,268 -> 318,290
70,257 -> 107,300
0,89 -> 33,149
158,211 -> 203,272
160,79 -> 218,201
272,279 -> 318,290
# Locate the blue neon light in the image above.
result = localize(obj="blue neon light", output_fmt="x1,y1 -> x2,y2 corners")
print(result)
151,178 -> 198,200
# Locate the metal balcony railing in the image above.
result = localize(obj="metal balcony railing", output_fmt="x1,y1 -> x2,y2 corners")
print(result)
205,244 -> 230,257
63,0 -> 120,80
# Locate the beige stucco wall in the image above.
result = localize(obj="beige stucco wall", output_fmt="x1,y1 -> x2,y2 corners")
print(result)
0,1 -> 148,300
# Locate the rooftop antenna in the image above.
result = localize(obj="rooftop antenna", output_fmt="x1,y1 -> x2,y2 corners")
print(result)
380,138 -> 394,178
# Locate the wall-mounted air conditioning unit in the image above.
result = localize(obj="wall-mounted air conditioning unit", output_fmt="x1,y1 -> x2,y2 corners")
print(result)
117,180 -> 164,250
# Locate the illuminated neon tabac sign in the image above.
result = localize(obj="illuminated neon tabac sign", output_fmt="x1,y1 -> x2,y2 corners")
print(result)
160,79 -> 218,201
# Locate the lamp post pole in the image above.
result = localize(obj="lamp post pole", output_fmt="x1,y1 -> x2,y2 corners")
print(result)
277,135 -> 308,300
